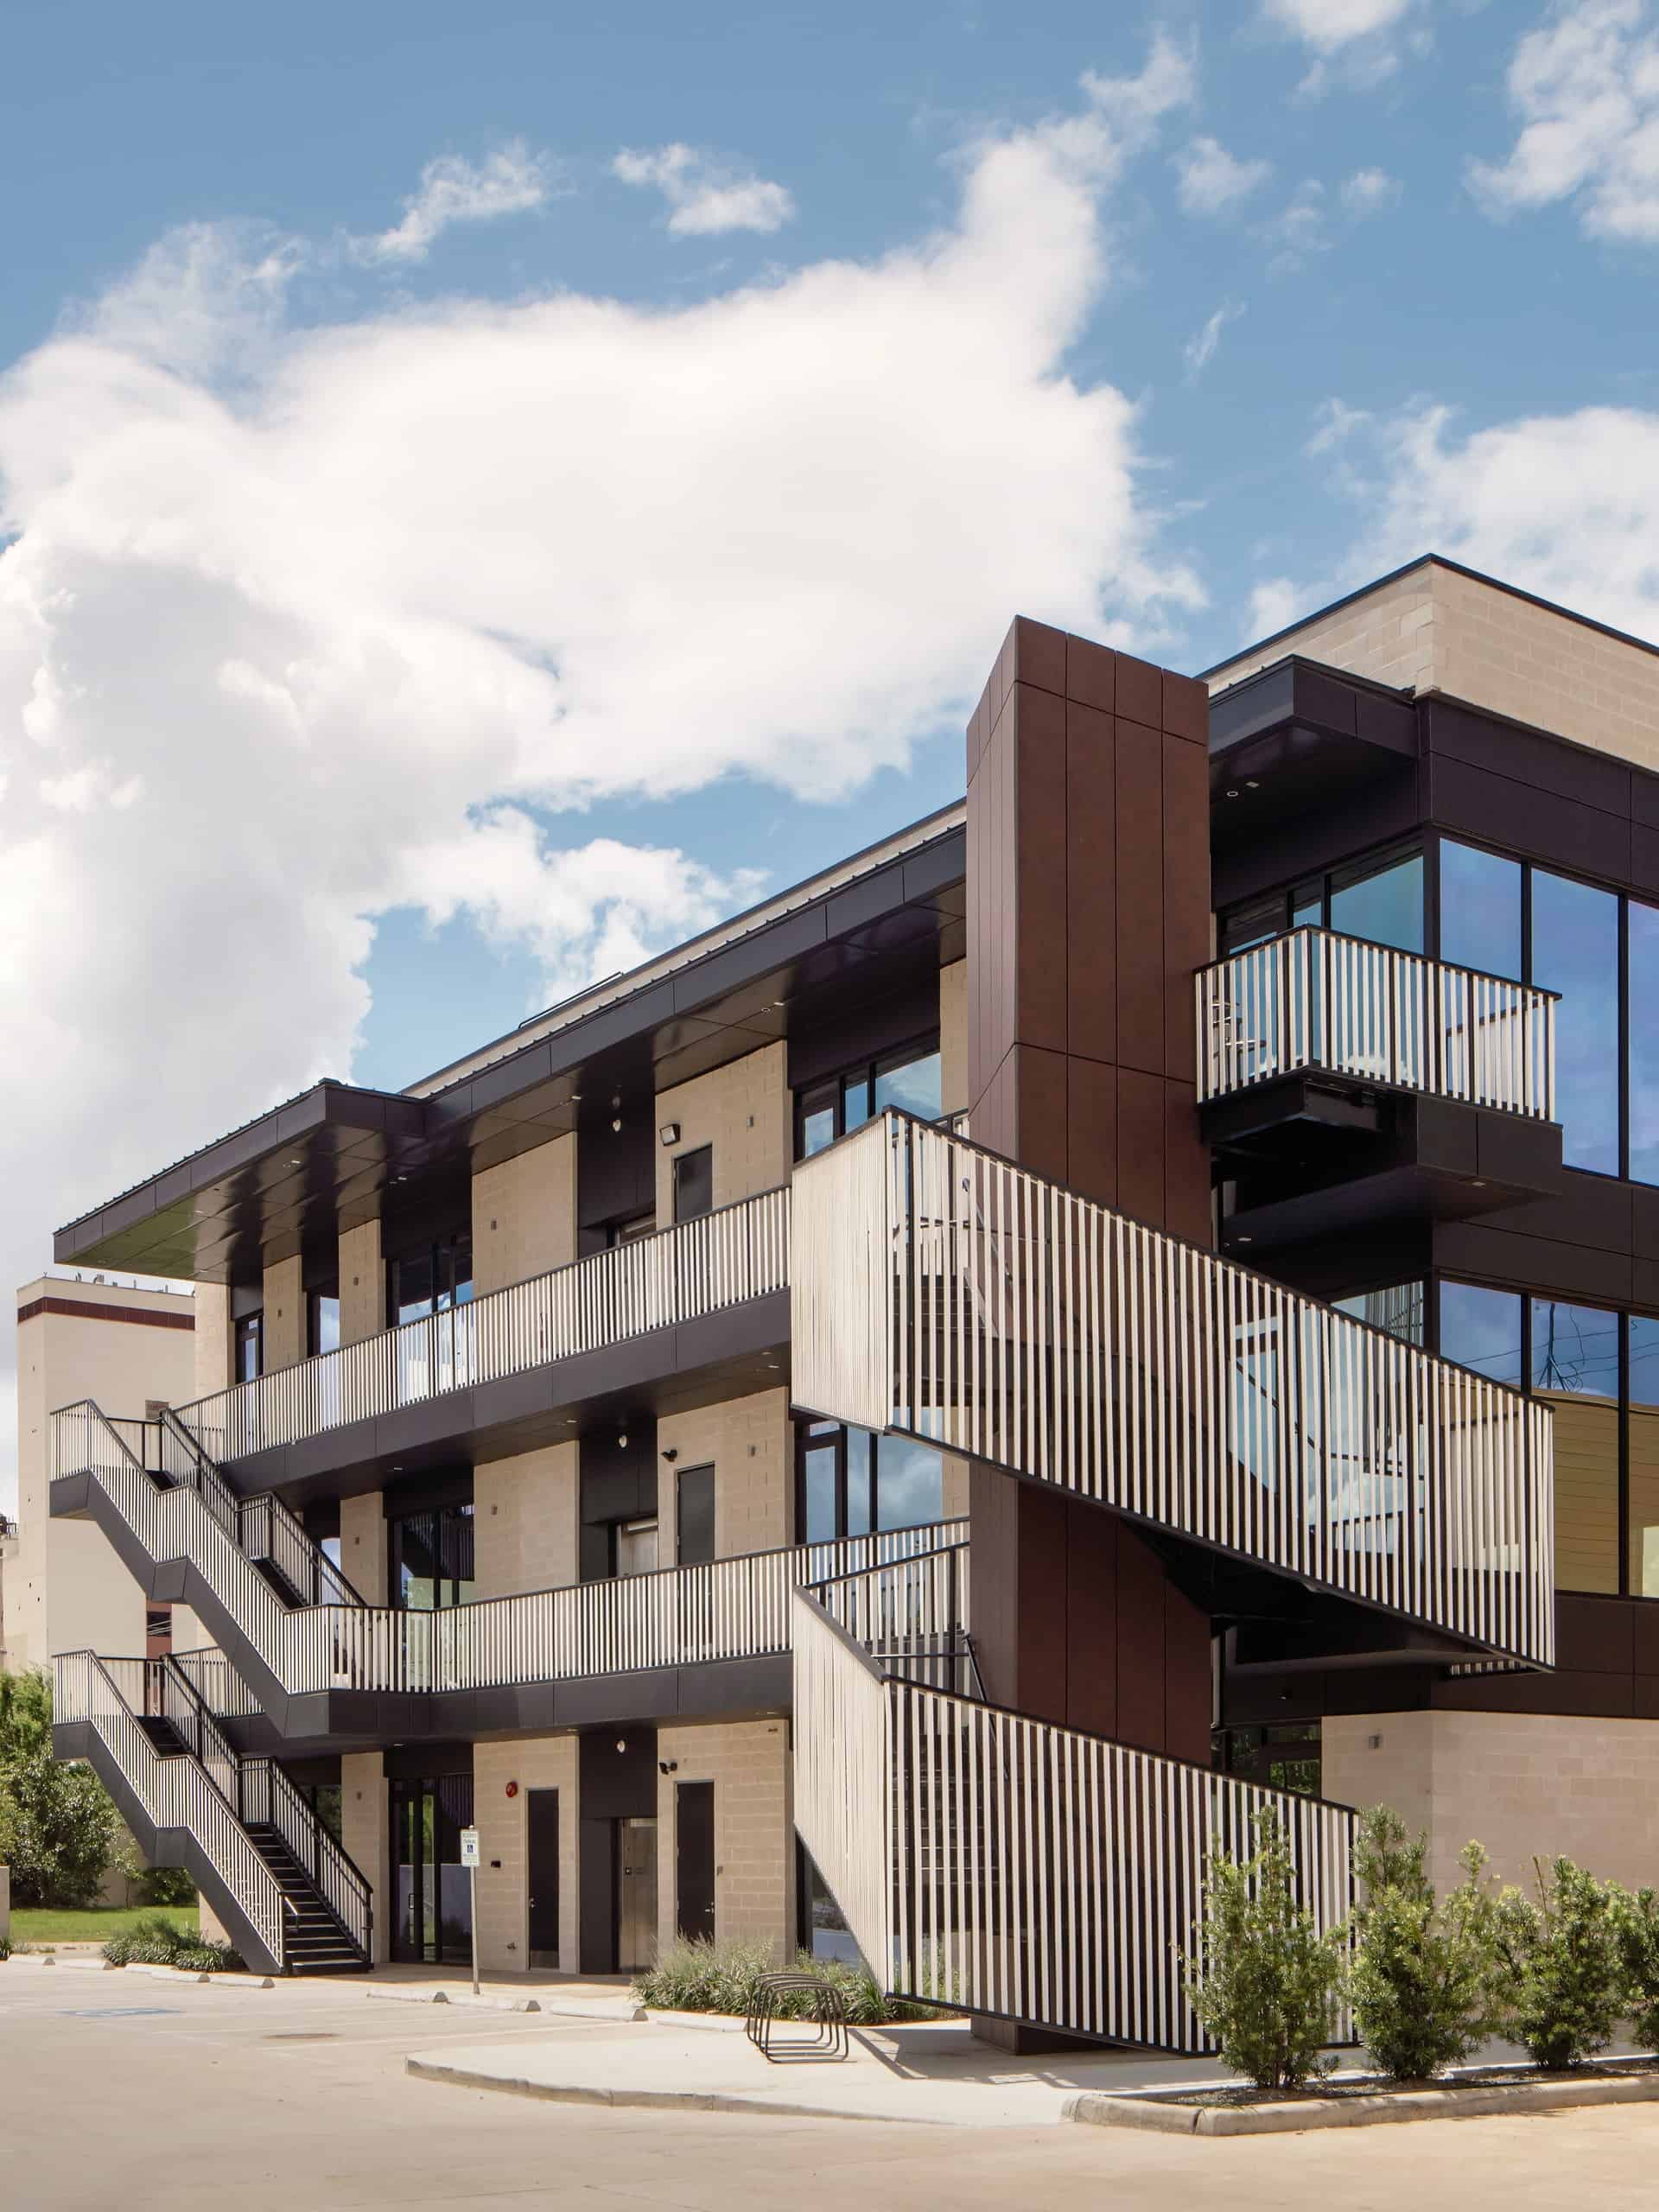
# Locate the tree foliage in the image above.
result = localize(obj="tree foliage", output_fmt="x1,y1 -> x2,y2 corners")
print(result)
1185,1808 -> 1344,2091
1612,1886 -> 1659,2058
0,1666 -> 130,1909
1345,1808 -> 1498,2082
1489,1856 -> 1623,2071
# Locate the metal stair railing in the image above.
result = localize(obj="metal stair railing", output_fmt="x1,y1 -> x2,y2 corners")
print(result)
54,1649 -> 291,1972
55,1398 -> 969,1701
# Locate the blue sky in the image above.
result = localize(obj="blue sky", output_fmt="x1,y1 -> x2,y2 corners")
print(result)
3,1 -> 1659,1431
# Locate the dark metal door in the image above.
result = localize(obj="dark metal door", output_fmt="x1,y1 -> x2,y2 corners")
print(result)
527,1789 -> 560,1968
676,1780 -> 715,1943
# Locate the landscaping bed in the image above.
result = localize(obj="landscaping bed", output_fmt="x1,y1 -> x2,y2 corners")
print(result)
1069,2056 -> 1659,2136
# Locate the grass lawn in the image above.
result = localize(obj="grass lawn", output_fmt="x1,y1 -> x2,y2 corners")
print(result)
10,1904 -> 200,1944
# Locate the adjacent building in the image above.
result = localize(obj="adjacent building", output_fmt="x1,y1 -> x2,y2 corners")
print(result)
35,555 -> 1659,2048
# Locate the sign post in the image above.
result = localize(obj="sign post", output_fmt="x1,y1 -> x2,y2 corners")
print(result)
460,1827 -> 481,1996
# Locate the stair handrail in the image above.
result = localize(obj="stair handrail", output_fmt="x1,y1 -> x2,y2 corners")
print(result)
153,1406 -> 242,1539
57,1649 -> 289,1971
161,1656 -> 372,1962
235,1489 -> 368,1611
242,1755 -> 374,1962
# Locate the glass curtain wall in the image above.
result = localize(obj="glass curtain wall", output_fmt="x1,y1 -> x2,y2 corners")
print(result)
795,1038 -> 942,1159
1439,1279 -> 1626,1596
1440,837 -> 1653,1179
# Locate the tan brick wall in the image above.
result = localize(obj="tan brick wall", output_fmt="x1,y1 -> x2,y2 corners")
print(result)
656,1717 -> 792,1960
1208,558 -> 1659,776
474,1735 -> 578,1974
655,1041 -> 790,1221
474,1443 -> 578,1599
1324,1709 -> 1659,1897
14,1279 -> 198,1669
1431,563 -> 1659,775
658,1389 -> 791,1560
339,1490 -> 387,1605
261,1254 -> 304,1373
1207,564 -> 1438,696
939,957 -> 968,1117
194,1283 -> 232,1400
339,1219 -> 383,1348
341,1750 -> 390,1964
473,1135 -> 576,1297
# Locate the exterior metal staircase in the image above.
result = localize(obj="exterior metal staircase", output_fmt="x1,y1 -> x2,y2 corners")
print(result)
53,1650 -> 372,1976
786,1110 -> 1559,2052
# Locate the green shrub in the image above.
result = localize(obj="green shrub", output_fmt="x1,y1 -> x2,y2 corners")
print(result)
1490,1857 -> 1622,2070
1185,1807 -> 1345,2093
1345,1809 -> 1499,2082
1614,1886 -> 1659,2056
0,1934 -> 11,1961
631,1938 -> 931,2024
134,1866 -> 198,1909
103,1912 -> 243,1973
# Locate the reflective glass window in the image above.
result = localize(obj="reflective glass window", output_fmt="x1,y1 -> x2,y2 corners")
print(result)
1440,840 -> 1522,981
1439,1282 -> 1523,1387
1332,1281 -> 1425,1346
1531,868 -> 1619,1174
1630,901 -> 1659,1187
874,1436 -> 944,1530
874,1046 -> 942,1122
1532,1297 -> 1619,1595
1329,852 -> 1424,954
1630,1317 -> 1659,1598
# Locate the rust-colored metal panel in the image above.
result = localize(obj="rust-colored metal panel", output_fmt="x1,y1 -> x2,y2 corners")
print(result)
1114,717 -> 1166,1078
1065,698 -> 1116,1070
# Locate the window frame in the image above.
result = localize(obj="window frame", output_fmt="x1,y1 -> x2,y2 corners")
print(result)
792,1031 -> 942,1160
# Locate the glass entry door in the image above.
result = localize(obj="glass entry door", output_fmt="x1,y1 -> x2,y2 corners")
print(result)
391,1772 -> 475,1965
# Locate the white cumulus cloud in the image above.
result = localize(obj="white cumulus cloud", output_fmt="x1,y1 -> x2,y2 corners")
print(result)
1175,136 -> 1273,215
1341,166 -> 1402,213
612,143 -> 796,236
358,141 -> 556,264
1468,0 -> 1659,243
0,54 -> 1205,1505
1260,0 -> 1431,93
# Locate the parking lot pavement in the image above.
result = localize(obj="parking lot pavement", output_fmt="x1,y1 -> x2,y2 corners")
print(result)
6,1962 -> 1659,2212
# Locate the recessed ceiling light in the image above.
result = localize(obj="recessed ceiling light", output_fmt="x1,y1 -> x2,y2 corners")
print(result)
1225,788 -> 1240,799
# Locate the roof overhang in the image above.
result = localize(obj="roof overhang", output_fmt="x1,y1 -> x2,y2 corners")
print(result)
56,819 -> 965,1281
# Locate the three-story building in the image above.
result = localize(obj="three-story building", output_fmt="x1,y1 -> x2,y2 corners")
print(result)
41,554 -> 1655,2050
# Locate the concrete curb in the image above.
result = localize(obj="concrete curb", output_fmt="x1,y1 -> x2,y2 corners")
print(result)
443,1993 -> 543,2014
641,2008 -> 750,2033
1065,2071 -> 1659,2136
366,1986 -> 451,2005
405,2055 -> 941,2124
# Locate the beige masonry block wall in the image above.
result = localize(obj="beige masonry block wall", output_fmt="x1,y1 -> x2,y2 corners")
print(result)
339,1219 -> 383,1347
1208,564 -> 1438,696
1207,557 -> 1659,776
261,1253 -> 304,1373
474,1443 -> 578,1599
339,1491 -> 387,1605
939,957 -> 968,1117
1324,1709 -> 1659,1897
194,1283 -> 232,1400
473,1135 -> 577,1297
656,1717 -> 792,1959
341,1750 -> 391,1964
15,1279 -> 198,1670
655,1041 -> 790,1221
658,1389 -> 791,1560
474,1735 -> 578,1974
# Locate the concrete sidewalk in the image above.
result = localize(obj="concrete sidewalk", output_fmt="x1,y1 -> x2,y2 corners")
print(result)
409,2016 -> 1248,2126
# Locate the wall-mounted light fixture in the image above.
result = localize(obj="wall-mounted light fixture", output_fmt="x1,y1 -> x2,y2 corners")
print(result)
662,1446 -> 679,1463
658,1122 -> 681,1147
658,1759 -> 679,1776
615,1738 -> 628,1755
